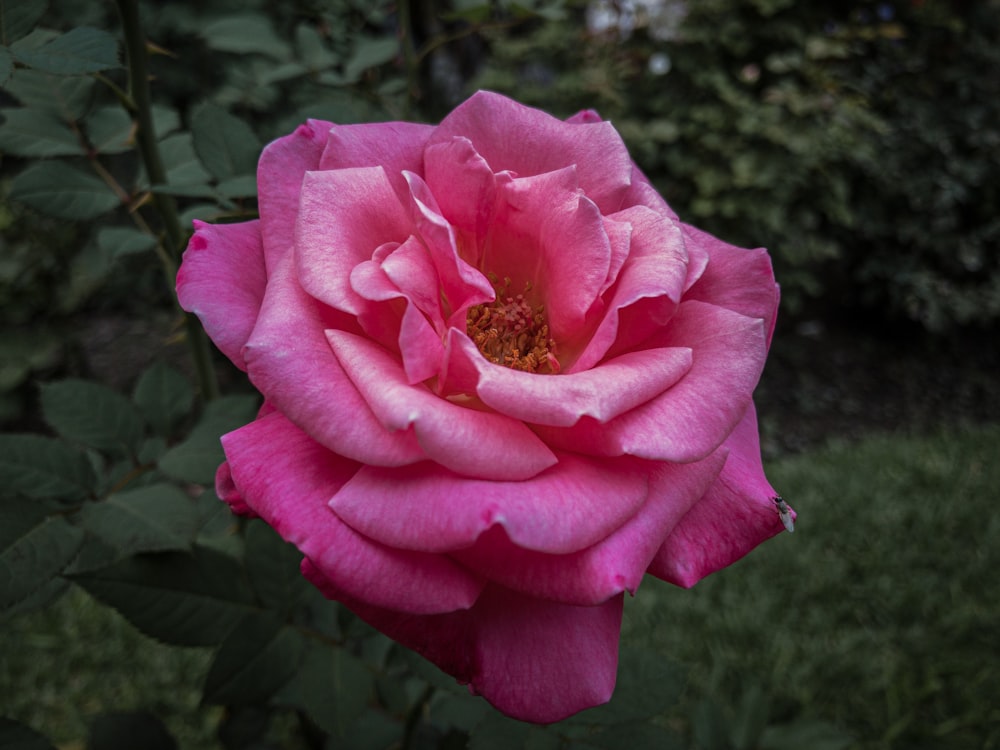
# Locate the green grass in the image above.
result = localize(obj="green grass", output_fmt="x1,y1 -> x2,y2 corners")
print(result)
628,423 -> 1000,749
3,425 -> 999,749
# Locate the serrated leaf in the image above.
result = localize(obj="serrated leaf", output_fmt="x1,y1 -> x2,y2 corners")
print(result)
151,104 -> 180,138
0,433 -> 96,501
0,107 -> 82,156
0,717 -> 57,750
158,395 -> 258,484
79,484 -> 201,557
9,161 -> 119,219
158,131 -> 212,187
71,545 -> 258,646
85,106 -> 133,153
190,101 -> 260,181
87,712 -> 176,750
215,174 -> 257,198
40,378 -> 144,454
0,46 -> 14,87
97,226 -> 157,260
0,0 -> 47,46
343,37 -> 398,82
203,612 -> 306,705
200,15 -> 292,60
275,644 -> 374,737
295,23 -> 337,70
0,500 -> 85,611
3,68 -> 95,119
13,26 -> 119,75
244,520 -> 305,610
132,361 -> 193,437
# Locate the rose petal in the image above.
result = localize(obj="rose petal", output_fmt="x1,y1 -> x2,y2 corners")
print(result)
451,450 -> 726,605
430,90 -> 634,214
318,121 -> 433,205
330,452 -> 653,554
326,329 -> 556,480
423,136 -> 498,245
177,219 -> 265,371
258,120 -> 334,274
449,331 -> 692,427
312,580 -> 623,723
537,300 -> 767,462
649,403 -> 789,588
296,167 -> 413,316
682,223 -> 780,347
222,411 -> 484,613
243,251 -> 425,466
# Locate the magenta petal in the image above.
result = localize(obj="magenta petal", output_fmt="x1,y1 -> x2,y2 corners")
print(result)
244,252 -> 425,466
318,121 -> 433,206
177,220 -> 265,371
538,301 -> 767,461
326,329 -> 557,480
452,451 -> 726,605
649,403 -> 789,588
423,137 -> 498,242
296,168 -> 413,316
258,120 -> 334,274
222,411 -> 484,613
449,332 -> 692,427
682,223 -> 780,347
330,452 -> 652,554
214,461 -> 256,517
431,90 -> 633,214
322,582 -> 623,723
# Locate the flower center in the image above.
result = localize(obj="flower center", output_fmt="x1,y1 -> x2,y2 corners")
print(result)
466,278 -> 560,374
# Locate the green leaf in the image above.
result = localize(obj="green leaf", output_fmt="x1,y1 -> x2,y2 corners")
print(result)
0,107 -> 81,156
158,395 -> 258,484
244,520 -> 305,610
0,717 -> 57,750
97,227 -> 157,260
731,685 -> 771,750
132,361 -> 193,437
203,613 -> 306,705
71,545 -> 258,646
584,724 -> 684,750
343,37 -> 398,82
84,106 -> 133,154
151,104 -> 180,138
469,712 -> 531,750
0,498 -> 85,611
9,161 -> 119,220
215,174 -> 257,198
0,46 -> 13,87
86,712 -> 177,750
190,101 -> 260,181
157,131 -> 212,188
575,648 -> 685,725
759,720 -> 853,750
295,23 -> 337,70
0,433 -> 96,501
692,699 -> 729,750
0,0 -> 47,46
13,26 -> 119,75
276,644 -> 374,737
79,484 -> 201,557
40,378 -> 144,454
200,15 -> 292,60
3,68 -> 95,119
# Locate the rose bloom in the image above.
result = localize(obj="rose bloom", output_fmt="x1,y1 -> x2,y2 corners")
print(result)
177,91 -> 789,723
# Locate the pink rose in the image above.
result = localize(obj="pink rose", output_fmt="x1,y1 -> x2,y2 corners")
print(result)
177,91 -> 788,723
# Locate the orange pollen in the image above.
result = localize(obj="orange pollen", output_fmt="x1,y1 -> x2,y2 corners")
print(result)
466,279 -> 560,374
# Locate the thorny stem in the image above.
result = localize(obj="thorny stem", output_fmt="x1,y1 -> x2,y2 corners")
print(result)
116,0 -> 219,401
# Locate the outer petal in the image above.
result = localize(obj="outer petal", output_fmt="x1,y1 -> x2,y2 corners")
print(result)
537,300 -> 767,462
258,120 -> 334,273
448,332 -> 692,427
430,91 -> 634,214
451,450 -> 726,605
326,329 -> 557,480
177,219 -> 265,371
649,403 -> 790,588
243,251 -> 425,466
682,223 -> 780,347
222,411 -> 484,613
311,580 -> 624,723
330,452 -> 653,555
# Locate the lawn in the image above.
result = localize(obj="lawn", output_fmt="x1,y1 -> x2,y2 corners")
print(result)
2,424 -> 998,749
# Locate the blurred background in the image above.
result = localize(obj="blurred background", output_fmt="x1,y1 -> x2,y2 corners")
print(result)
1,0 -> 998,748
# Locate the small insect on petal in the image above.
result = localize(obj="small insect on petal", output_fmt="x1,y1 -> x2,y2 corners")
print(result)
772,495 -> 795,533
